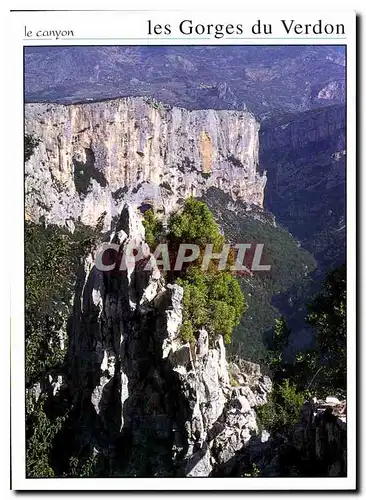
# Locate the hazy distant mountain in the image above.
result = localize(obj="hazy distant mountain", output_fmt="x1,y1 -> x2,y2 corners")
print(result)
24,45 -> 345,117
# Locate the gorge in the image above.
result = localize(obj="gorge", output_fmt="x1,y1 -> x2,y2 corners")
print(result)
24,45 -> 347,479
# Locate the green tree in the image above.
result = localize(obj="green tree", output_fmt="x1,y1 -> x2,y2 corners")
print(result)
26,397 -> 66,478
307,264 -> 346,395
177,266 -> 245,345
168,197 -> 224,249
256,379 -> 305,434
209,272 -> 245,343
142,209 -> 163,249
167,198 -> 246,345
267,316 -> 291,381
177,267 -> 209,343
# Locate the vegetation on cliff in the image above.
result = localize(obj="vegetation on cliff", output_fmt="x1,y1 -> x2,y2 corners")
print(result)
143,197 -> 246,345
142,208 -> 163,248
201,187 -> 317,364
25,219 -> 102,477
167,197 -> 225,250
258,264 -> 346,435
177,267 -> 245,345
167,198 -> 245,345
24,192 -> 346,478
24,134 -> 40,162
256,379 -> 305,434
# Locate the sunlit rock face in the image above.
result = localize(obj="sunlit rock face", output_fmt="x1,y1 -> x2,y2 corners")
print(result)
25,97 -> 266,228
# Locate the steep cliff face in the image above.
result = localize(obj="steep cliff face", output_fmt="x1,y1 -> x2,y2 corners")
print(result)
260,104 -> 345,154
24,93 -> 347,478
259,104 -> 346,352
27,204 -> 272,477
260,104 -> 346,271
25,97 -> 265,227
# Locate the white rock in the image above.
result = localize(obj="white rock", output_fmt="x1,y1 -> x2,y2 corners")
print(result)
326,396 -> 341,405
261,430 -> 270,443
25,98 -> 266,227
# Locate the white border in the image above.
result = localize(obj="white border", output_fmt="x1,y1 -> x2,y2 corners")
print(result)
4,4 -> 356,492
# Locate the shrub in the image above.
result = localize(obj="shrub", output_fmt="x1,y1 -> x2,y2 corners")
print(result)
26,397 -> 66,478
66,454 -> 99,478
168,197 -> 224,250
25,134 -> 41,162
256,379 -> 305,434
179,321 -> 196,344
177,267 -> 246,345
228,363 -> 240,387
142,209 -> 164,249
243,463 -> 260,477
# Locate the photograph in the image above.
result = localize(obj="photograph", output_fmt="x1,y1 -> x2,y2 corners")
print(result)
23,44 -> 347,480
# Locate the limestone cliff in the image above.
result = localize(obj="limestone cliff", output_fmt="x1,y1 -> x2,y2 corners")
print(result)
27,204 -> 272,477
24,96 -> 347,478
25,97 -> 265,228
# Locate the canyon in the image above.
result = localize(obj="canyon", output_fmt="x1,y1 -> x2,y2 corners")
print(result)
24,45 -> 347,478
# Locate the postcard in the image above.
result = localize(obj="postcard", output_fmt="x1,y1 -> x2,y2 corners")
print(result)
7,5 -> 356,491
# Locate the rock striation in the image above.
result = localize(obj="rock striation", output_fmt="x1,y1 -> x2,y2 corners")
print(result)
25,97 -> 265,228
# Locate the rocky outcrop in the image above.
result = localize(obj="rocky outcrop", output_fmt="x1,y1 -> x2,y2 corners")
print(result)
238,397 -> 347,478
292,398 -> 347,476
25,97 -> 265,228
58,204 -> 272,476
24,93 -> 347,478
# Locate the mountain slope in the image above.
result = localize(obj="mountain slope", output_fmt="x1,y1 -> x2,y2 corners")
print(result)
25,46 -> 345,117
201,188 -> 316,362
260,104 -> 346,274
